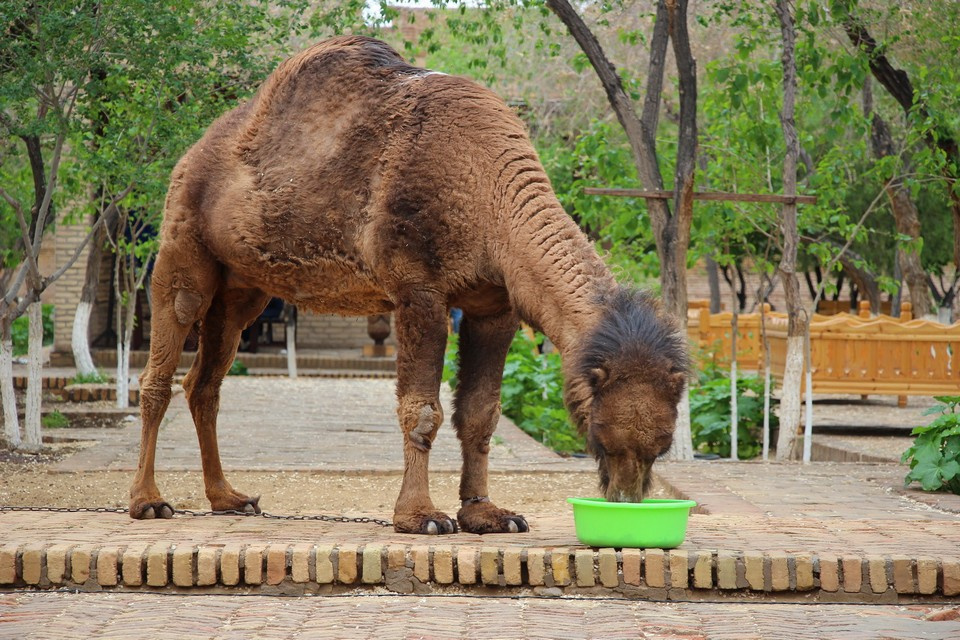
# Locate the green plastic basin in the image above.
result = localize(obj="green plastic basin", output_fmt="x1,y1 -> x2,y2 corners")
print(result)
567,497 -> 697,548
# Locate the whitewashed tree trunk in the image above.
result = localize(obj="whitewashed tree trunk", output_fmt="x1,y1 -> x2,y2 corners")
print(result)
776,335 -> 804,459
116,294 -> 136,409
285,308 -> 297,380
23,302 -> 43,450
1,318 -> 20,447
72,300 -> 97,378
802,330 -> 814,462
667,389 -> 694,460
729,287 -> 739,461
760,304 -> 772,460
763,364 -> 772,460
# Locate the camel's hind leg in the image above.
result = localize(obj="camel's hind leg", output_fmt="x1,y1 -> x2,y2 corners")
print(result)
182,286 -> 269,512
130,246 -> 217,519
453,312 -> 529,534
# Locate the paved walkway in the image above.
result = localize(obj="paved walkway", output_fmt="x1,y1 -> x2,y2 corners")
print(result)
50,377 -> 587,473
3,592 -> 960,639
4,375 -> 960,629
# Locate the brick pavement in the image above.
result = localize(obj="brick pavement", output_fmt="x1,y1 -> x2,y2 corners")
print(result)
2,592 -> 959,639
5,376 -> 960,604
49,377 -> 590,474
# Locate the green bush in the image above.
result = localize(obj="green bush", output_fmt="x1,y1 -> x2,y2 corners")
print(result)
689,366 -> 776,460
443,330 -> 585,455
901,396 -> 960,495
11,304 -> 54,356
228,359 -> 248,376
42,410 -> 70,429
71,370 -> 108,384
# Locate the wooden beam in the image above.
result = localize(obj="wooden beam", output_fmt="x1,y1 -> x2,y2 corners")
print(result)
582,188 -> 818,205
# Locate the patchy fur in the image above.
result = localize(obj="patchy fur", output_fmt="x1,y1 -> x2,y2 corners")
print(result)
129,37 -> 688,533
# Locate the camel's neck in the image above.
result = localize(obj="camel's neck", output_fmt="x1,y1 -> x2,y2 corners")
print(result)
494,158 -> 617,356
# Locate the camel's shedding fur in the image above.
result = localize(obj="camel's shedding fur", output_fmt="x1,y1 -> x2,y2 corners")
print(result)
130,37 -> 689,534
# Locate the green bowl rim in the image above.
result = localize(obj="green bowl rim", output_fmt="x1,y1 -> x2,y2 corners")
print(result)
566,497 -> 697,509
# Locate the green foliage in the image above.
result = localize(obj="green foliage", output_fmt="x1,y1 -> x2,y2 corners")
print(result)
70,370 -> 108,385
689,364 -> 776,459
901,396 -> 960,495
443,329 -> 585,455
228,359 -> 249,376
42,410 -> 70,429
11,304 -> 54,356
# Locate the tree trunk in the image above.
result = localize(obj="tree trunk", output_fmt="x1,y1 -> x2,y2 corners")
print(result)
844,9 -> 960,270
706,256 -> 722,312
116,292 -> 137,409
862,84 -> 932,316
72,219 -> 110,378
1,317 -> 19,447
23,301 -> 43,450
760,304 -> 772,460
546,0 -> 696,460
774,0 -> 808,461
285,304 -> 298,380
729,285 -> 739,461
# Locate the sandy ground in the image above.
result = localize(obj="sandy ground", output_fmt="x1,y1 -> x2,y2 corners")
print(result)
0,458 -> 616,516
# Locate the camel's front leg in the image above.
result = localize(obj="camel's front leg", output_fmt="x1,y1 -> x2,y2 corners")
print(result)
392,291 -> 456,535
453,312 -> 529,534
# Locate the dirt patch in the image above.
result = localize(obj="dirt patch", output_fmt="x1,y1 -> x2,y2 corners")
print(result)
0,462 -> 671,515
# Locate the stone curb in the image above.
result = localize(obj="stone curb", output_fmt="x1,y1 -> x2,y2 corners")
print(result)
2,542 -> 958,602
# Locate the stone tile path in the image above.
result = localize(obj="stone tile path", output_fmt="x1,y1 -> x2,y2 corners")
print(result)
5,376 -> 960,607
50,377 -> 591,473
3,592 -> 959,639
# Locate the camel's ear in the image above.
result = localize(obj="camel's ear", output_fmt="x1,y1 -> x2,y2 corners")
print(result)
589,367 -> 609,391
668,371 -> 687,400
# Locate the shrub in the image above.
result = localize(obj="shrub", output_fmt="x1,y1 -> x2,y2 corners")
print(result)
689,367 -> 776,459
901,396 -> 960,495
443,329 -> 585,455
228,359 -> 249,376
42,410 -> 70,429
71,370 -> 108,384
11,304 -> 54,356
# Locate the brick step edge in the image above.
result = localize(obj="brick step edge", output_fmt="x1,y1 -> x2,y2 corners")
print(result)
2,543 -> 958,602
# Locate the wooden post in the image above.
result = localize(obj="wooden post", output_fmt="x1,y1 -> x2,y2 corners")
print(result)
899,301 -> 913,321
858,300 -> 871,319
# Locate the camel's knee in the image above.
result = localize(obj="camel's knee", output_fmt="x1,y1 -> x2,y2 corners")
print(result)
174,289 -> 205,326
139,371 -> 173,416
400,398 -> 443,452
454,402 -> 500,448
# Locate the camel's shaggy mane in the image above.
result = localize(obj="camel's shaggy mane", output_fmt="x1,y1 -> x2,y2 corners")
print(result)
577,288 -> 690,379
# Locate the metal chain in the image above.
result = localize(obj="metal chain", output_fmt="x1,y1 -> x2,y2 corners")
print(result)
0,505 -> 392,527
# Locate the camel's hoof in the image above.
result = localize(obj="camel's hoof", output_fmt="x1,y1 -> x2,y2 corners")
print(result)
130,501 -> 174,520
458,505 -> 529,534
394,512 -> 458,535
422,517 -> 457,535
210,494 -> 260,514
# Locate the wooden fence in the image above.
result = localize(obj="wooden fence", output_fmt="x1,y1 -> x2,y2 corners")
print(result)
689,301 -> 960,405
687,305 -> 770,370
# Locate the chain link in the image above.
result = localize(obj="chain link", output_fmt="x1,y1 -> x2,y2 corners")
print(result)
0,505 -> 392,527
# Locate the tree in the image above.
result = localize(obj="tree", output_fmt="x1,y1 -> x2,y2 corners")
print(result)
773,0 -> 808,460
545,0 -> 697,459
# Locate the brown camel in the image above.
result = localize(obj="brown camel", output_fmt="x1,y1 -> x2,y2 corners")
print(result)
130,36 -> 689,535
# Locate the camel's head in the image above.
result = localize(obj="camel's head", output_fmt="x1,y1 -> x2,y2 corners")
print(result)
565,289 -> 689,503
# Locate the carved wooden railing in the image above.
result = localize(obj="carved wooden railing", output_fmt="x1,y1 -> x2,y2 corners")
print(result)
686,305 -> 771,370
689,300 -> 959,406
765,301 -> 959,407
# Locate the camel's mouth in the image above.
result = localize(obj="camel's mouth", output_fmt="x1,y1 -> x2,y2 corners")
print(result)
597,455 -> 652,504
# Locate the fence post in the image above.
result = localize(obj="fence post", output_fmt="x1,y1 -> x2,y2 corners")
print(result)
899,301 -> 913,322
699,307 -> 711,355
858,300 -> 871,319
